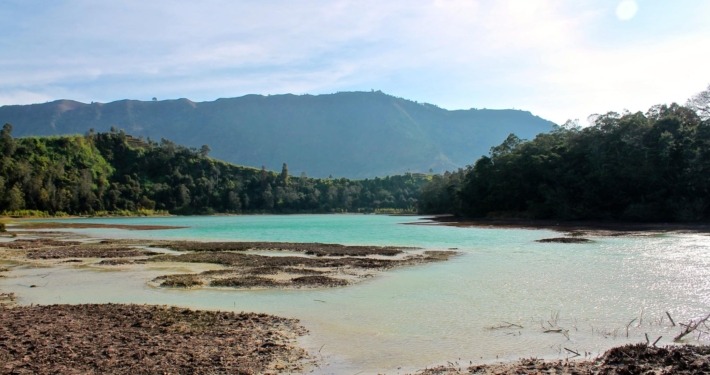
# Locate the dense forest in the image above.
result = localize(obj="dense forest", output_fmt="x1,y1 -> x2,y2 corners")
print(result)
419,87 -> 710,222
0,125 -> 427,216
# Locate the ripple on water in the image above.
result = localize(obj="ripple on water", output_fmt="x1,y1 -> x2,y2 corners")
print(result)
1,215 -> 709,373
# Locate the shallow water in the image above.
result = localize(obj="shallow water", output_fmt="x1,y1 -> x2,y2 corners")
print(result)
2,215 -> 710,373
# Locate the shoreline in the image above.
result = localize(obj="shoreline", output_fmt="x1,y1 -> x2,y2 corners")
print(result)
418,215 -> 710,235
413,343 -> 710,374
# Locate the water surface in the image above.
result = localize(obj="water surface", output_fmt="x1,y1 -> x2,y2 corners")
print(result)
2,215 -> 709,373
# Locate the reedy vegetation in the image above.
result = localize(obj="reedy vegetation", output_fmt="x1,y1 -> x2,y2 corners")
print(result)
419,86 -> 710,222
0,126 -> 426,215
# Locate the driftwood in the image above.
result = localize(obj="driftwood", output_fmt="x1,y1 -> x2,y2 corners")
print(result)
674,312 -> 710,341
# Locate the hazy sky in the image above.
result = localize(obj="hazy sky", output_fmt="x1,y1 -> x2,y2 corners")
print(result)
1,0 -> 708,124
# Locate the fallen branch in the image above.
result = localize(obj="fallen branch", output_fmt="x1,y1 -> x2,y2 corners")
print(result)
674,312 -> 710,342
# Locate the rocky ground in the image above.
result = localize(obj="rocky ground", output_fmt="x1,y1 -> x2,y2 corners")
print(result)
0,303 -> 309,375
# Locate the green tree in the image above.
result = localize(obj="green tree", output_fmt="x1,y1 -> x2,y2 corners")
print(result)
0,123 -> 16,157
280,163 -> 290,186
200,144 -> 211,157
5,184 -> 25,211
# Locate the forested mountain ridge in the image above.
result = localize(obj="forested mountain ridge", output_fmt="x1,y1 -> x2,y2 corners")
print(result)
419,96 -> 710,222
0,125 -> 428,215
0,91 -> 555,178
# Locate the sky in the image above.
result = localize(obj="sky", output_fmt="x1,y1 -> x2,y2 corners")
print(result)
0,0 -> 708,124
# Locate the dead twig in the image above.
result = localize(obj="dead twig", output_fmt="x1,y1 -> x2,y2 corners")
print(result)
625,318 -> 637,338
674,313 -> 710,342
652,336 -> 662,347
666,311 -> 676,327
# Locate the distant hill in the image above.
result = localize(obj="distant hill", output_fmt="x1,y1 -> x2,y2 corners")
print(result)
0,91 -> 555,178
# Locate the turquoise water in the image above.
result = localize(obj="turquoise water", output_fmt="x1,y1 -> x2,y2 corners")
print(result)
3,215 -> 710,373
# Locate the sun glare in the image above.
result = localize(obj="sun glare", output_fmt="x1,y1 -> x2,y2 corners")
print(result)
616,0 -> 638,20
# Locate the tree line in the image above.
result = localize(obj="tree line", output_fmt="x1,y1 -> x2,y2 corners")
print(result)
0,126 -> 427,215
419,86 -> 710,222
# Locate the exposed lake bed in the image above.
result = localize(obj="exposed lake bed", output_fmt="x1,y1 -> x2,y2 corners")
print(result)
1,215 -> 709,373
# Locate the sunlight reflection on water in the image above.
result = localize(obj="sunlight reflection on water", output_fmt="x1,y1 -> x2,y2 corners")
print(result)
1,215 -> 709,373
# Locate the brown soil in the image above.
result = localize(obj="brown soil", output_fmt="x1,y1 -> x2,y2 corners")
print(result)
0,293 -> 15,304
149,251 -> 455,289
415,343 -> 710,374
0,304 -> 308,374
536,237 -> 593,243
153,240 -> 413,256
153,274 -> 205,288
11,222 -> 187,231
291,275 -> 348,287
210,276 -> 284,288
149,251 -> 451,269
283,267 -> 327,275
206,275 -> 349,289
3,238 -> 83,249
97,259 -> 148,266
1,233 -> 456,291
421,216 -> 710,235
26,246 -> 159,259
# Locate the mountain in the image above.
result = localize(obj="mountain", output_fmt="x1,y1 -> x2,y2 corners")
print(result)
0,91 -> 555,178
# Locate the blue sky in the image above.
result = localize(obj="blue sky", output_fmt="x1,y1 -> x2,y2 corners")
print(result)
0,0 -> 708,124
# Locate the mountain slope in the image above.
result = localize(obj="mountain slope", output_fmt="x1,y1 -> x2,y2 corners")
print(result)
0,91 -> 555,178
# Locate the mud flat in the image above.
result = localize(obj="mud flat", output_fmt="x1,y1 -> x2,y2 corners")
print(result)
414,343 -> 710,374
0,231 -> 456,291
0,303 -> 309,374
9,221 -> 187,231
535,237 -> 593,243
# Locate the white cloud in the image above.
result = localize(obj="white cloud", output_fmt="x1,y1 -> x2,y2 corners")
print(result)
0,0 -> 708,124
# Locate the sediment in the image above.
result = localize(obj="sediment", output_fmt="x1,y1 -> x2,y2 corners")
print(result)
0,230 -> 457,291
148,250 -> 455,289
0,303 -> 309,374
535,237 -> 593,243
415,343 -> 710,374
10,222 -> 187,231
151,240 -> 413,256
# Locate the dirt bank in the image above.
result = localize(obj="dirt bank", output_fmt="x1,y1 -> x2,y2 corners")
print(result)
415,343 -> 710,374
0,303 -> 309,374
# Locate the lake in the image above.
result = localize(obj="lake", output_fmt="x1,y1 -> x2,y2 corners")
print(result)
2,214 -> 709,373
